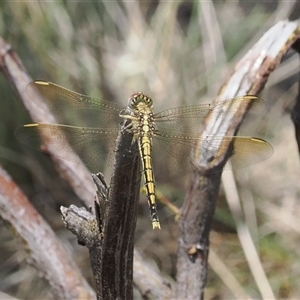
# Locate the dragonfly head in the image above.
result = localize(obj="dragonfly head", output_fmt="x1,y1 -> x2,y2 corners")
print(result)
128,92 -> 153,109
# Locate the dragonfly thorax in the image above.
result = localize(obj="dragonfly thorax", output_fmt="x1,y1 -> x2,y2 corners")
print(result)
130,110 -> 155,138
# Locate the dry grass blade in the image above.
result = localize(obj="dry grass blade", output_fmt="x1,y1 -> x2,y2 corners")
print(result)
222,170 -> 274,299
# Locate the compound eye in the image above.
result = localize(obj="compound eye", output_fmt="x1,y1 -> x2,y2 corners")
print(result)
128,95 -> 138,107
145,96 -> 153,106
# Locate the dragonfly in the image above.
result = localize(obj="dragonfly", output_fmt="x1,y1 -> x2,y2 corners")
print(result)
17,81 -> 273,229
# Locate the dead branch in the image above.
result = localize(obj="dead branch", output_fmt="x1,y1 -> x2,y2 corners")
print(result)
133,249 -> 174,299
61,127 -> 173,299
97,128 -> 140,300
176,20 -> 300,299
0,165 -> 96,299
61,203 -> 174,299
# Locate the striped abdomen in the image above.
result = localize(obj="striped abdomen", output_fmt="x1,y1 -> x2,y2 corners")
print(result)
138,136 -> 160,229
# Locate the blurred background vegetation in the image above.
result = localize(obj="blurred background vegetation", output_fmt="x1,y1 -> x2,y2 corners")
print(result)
0,0 -> 300,299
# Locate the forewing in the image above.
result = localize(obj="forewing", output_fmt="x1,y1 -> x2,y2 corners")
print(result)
154,95 -> 266,134
20,81 -> 124,173
25,81 -> 122,128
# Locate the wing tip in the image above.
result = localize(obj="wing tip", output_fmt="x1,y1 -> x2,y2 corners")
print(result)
34,80 -> 49,86
23,123 -> 39,128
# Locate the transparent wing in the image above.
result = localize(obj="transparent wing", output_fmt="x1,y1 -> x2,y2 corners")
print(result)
16,123 -> 120,173
223,136 -> 274,169
150,95 -> 271,175
18,81 -> 124,173
18,81 -> 272,175
151,134 -> 273,175
153,95 -> 265,134
26,80 -> 122,127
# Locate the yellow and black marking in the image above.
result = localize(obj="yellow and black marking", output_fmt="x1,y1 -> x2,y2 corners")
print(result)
138,136 -> 160,229
20,81 -> 274,231
120,92 -> 160,229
